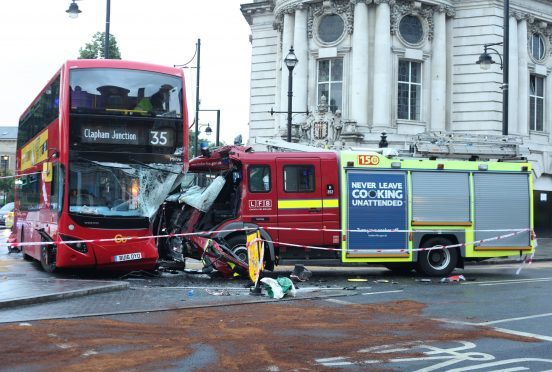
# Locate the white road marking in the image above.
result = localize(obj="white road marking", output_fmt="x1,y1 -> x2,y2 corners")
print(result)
446,358 -> 552,371
460,277 -> 552,286
478,278 -> 552,286
315,356 -> 354,366
490,327 -> 552,342
478,312 -> 552,326
359,341 -> 424,353
325,298 -> 354,305
361,290 -> 404,296
490,367 -> 529,371
434,317 -> 552,342
315,356 -> 349,362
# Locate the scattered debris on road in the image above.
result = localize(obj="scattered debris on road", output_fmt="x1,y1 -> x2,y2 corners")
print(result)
260,277 -> 296,299
440,274 -> 466,283
205,288 -> 231,296
290,264 -> 312,283
416,279 -> 432,283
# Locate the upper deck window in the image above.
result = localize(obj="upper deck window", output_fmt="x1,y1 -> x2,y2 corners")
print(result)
70,68 -> 182,118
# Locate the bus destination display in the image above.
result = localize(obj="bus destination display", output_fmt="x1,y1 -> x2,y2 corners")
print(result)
80,126 -> 174,147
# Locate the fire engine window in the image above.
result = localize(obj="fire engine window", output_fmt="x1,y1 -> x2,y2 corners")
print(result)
283,165 -> 315,193
248,166 -> 271,193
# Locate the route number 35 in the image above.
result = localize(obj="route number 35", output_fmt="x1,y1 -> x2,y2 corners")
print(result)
149,131 -> 169,146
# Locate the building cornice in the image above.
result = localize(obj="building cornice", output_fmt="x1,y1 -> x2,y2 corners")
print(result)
241,1 -> 275,25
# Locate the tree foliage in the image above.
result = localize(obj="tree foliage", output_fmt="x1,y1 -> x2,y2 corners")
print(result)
188,130 -> 224,159
78,32 -> 122,59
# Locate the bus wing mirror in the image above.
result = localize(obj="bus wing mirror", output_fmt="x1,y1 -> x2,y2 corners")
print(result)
43,162 -> 53,183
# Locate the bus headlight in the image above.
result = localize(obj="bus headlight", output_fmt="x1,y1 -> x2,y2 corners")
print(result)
60,235 -> 88,253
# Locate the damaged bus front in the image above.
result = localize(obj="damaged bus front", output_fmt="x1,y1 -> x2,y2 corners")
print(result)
154,146 -> 274,277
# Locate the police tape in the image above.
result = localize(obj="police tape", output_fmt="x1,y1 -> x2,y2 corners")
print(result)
1,226 -> 533,253
259,228 -> 532,254
264,227 -> 532,233
1,227 -> 258,248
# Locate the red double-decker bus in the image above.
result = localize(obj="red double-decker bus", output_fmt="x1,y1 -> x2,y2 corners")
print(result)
14,59 -> 188,272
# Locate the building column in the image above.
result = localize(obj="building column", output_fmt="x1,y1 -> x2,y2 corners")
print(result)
350,0 -> 369,128
508,15 -> 519,134
372,0 -> 392,130
293,6 -> 308,124
547,70 -> 552,138
430,9 -> 446,132
517,16 -> 529,136
280,11 -> 295,130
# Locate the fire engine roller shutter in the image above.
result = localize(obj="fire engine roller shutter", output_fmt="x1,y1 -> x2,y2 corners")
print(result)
412,172 -> 470,223
474,173 -> 530,247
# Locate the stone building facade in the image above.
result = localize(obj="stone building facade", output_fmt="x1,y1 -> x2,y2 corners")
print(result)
0,127 -> 17,175
241,0 -> 552,234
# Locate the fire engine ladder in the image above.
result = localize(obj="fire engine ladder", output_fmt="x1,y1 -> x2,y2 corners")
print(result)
251,137 -> 333,152
404,132 -> 530,161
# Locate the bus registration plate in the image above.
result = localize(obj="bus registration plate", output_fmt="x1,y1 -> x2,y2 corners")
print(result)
114,253 -> 142,262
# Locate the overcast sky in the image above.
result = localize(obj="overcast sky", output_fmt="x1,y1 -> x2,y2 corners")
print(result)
0,0 -> 252,144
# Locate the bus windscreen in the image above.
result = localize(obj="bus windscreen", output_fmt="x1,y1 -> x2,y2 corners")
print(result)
70,68 -> 183,118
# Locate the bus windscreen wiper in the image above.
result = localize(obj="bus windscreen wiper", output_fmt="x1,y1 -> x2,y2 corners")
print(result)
129,157 -> 182,175
77,157 -> 133,170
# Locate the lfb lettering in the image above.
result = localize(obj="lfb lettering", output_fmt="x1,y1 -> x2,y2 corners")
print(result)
249,200 -> 272,208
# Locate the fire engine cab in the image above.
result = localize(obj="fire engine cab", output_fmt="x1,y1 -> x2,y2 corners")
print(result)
157,144 -> 534,277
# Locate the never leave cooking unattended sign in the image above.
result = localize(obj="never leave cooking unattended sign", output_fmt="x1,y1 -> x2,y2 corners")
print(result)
346,171 -> 408,252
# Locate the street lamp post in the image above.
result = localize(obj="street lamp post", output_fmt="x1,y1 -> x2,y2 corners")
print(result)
174,39 -> 202,156
2,156 -> 8,204
198,109 -> 220,147
1,156 -> 8,177
476,0 -> 509,135
284,47 -> 298,142
66,0 -> 112,59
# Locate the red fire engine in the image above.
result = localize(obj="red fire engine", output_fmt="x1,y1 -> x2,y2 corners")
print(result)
156,144 -> 534,277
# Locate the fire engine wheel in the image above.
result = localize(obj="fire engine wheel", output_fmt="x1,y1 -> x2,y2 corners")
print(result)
225,235 -> 248,263
416,237 -> 458,277
40,244 -> 57,273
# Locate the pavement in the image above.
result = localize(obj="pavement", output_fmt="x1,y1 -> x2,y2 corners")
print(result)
0,235 -> 550,315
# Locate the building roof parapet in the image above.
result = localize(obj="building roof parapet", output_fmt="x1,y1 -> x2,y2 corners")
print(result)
274,0 -> 305,17
0,127 -> 17,140
241,1 -> 275,25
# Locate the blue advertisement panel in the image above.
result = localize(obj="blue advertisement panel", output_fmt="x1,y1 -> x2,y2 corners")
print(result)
347,171 -> 408,252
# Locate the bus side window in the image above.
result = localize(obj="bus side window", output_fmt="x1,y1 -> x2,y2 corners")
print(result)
20,174 -> 41,211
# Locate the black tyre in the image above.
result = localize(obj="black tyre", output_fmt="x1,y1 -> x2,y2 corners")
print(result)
40,244 -> 57,273
416,237 -> 458,277
384,263 -> 415,275
225,235 -> 248,263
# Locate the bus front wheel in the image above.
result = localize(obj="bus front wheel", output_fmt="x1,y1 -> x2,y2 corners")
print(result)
40,244 -> 57,273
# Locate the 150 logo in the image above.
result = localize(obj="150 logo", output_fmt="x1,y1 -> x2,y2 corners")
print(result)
358,155 -> 380,166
